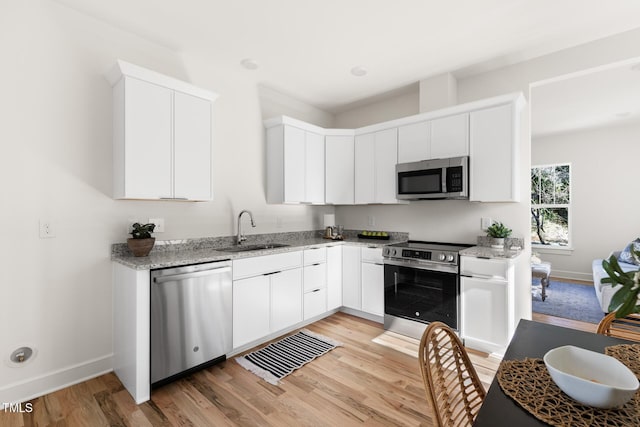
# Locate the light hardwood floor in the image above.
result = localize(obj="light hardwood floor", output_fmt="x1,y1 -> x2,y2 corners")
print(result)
0,310 -> 595,427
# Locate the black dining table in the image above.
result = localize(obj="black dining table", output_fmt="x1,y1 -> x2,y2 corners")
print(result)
473,319 -> 632,427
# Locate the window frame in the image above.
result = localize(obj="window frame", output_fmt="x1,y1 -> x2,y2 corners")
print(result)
531,162 -> 572,249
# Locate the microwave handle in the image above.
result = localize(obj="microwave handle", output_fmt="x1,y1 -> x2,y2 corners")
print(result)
441,167 -> 447,193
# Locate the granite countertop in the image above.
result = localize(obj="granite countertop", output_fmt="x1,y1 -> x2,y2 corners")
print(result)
459,236 -> 525,259
112,230 -> 408,270
460,246 -> 522,260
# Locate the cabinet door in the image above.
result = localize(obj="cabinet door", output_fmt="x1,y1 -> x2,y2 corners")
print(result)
304,288 -> 327,320
398,121 -> 430,163
469,104 -> 518,202
271,268 -> 303,332
361,262 -> 384,316
354,133 -> 375,204
342,245 -> 361,309
233,275 -> 270,348
174,92 -> 212,201
283,125 -> 306,203
326,246 -> 343,310
305,131 -> 325,204
460,276 -> 509,351
374,128 -> 399,204
123,77 -> 173,199
325,135 -> 354,204
431,113 -> 469,158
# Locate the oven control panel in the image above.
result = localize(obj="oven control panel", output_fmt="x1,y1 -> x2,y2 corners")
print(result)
402,249 -> 431,260
383,246 -> 459,265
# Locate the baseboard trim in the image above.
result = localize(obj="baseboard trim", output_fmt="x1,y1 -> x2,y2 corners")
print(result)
547,269 -> 593,283
0,354 -> 113,404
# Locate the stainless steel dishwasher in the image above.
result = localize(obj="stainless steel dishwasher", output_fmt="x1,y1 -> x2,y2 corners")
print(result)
150,260 -> 232,386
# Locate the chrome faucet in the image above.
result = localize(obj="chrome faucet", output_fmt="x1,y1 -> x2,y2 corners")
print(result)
237,210 -> 256,245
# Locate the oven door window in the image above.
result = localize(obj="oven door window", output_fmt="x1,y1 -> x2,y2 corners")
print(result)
384,265 -> 458,330
397,168 -> 442,195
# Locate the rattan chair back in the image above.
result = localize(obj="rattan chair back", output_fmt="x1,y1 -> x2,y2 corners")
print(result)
418,322 -> 486,427
597,312 -> 640,342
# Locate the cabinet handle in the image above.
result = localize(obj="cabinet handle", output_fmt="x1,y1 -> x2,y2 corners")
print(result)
263,271 -> 281,276
312,289 -> 321,293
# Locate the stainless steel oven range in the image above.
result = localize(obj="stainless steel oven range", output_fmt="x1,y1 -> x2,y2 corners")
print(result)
382,241 -> 471,340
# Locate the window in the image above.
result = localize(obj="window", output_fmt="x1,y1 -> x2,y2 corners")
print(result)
531,164 -> 571,247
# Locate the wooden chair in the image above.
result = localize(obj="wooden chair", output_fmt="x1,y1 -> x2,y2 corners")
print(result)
596,312 -> 640,342
418,321 -> 486,427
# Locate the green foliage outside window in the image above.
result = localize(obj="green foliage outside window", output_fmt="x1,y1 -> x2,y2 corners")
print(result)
531,164 -> 570,246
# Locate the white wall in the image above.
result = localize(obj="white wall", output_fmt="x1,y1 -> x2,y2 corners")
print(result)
333,91 -> 419,128
532,122 -> 640,280
0,0 -> 332,403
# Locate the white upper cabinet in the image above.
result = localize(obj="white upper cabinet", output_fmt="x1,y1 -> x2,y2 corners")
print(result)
107,60 -> 217,201
355,129 -> 400,204
305,131 -> 325,204
354,133 -> 376,204
374,128 -> 400,204
469,103 -> 520,202
266,122 -> 326,204
398,121 -> 431,163
325,134 -> 355,204
174,91 -> 212,200
430,113 -> 469,159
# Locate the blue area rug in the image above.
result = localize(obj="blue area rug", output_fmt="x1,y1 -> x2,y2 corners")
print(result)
532,279 -> 605,324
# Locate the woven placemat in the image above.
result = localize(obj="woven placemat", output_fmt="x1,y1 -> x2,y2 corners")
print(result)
497,355 -> 640,427
606,344 -> 640,379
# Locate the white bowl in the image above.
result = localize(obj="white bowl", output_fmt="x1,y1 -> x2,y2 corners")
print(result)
544,345 -> 639,408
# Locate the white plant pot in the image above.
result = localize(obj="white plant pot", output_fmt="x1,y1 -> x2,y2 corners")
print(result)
490,238 -> 505,249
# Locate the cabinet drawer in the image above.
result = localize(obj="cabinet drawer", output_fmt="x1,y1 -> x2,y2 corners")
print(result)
304,247 -> 327,265
361,246 -> 383,263
460,256 -> 509,280
304,288 -> 327,320
303,263 -> 327,292
233,251 -> 302,280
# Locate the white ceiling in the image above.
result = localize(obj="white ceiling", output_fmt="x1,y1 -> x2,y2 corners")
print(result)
54,0 -> 640,115
531,62 -> 640,138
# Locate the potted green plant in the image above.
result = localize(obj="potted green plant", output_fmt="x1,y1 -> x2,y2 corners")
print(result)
602,247 -> 640,317
486,221 -> 512,248
127,222 -> 156,257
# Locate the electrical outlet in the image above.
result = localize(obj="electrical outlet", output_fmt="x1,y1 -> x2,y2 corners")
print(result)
367,215 -> 376,227
39,219 -> 55,238
481,217 -> 493,230
148,218 -> 165,233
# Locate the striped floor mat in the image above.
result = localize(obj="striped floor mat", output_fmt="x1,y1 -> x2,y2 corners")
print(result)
235,329 -> 342,385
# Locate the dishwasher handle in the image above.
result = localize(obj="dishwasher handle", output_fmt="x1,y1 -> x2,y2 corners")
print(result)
153,266 -> 231,284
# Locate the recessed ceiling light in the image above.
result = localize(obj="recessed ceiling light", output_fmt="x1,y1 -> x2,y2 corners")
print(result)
240,58 -> 259,70
350,66 -> 367,77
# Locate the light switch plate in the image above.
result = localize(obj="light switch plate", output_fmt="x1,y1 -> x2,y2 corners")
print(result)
39,219 -> 55,238
481,217 -> 493,230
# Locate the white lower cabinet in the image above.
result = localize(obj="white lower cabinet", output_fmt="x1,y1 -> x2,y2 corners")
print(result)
271,268 -> 303,332
361,262 -> 384,316
233,275 -> 271,348
304,288 -> 328,320
342,245 -> 362,310
460,255 -> 515,355
232,252 -> 303,349
303,248 -> 327,320
326,246 -> 343,310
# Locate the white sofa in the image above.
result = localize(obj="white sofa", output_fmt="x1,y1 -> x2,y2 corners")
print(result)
592,251 -> 639,313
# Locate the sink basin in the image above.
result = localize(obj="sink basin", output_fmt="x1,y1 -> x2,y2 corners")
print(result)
218,243 -> 290,252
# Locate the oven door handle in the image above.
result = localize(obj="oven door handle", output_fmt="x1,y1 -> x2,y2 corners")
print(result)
394,271 -> 398,294
383,258 -> 458,274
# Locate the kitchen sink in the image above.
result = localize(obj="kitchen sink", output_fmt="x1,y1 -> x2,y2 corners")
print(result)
217,243 -> 290,252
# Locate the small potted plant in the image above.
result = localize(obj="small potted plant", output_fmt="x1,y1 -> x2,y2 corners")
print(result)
127,222 -> 156,257
486,221 -> 512,248
602,247 -> 640,317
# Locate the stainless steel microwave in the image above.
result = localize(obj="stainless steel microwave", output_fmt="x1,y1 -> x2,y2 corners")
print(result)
396,156 -> 468,200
